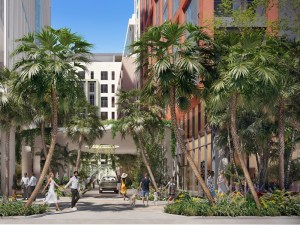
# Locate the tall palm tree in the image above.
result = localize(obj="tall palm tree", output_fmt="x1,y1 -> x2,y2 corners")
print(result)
130,22 -> 215,203
111,89 -> 164,191
12,26 -> 92,207
67,103 -> 105,170
207,30 -> 279,208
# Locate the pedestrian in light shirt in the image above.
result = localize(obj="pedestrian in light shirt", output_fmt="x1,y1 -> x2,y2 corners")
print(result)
21,173 -> 29,200
29,173 -> 37,200
65,171 -> 80,210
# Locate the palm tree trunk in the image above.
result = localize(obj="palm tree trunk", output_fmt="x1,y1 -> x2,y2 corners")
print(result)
229,94 -> 261,208
278,96 -> 285,190
25,88 -> 58,208
169,85 -> 215,204
4,126 -> 11,203
138,137 -> 159,191
285,130 -> 295,189
75,135 -> 83,170
40,120 -> 48,158
258,147 -> 269,191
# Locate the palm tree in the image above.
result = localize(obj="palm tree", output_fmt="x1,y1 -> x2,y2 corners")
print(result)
206,30 -> 280,208
67,103 -> 105,170
265,37 -> 300,189
0,68 -> 29,202
111,89 -> 164,191
12,26 -> 92,207
130,22 -> 215,203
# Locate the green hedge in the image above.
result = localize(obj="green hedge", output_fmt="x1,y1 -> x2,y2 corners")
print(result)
164,190 -> 300,216
0,201 -> 49,217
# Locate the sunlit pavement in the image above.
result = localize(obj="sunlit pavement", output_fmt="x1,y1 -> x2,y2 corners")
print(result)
1,188 -> 299,224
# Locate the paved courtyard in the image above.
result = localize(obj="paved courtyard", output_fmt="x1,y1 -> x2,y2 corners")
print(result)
1,189 -> 299,224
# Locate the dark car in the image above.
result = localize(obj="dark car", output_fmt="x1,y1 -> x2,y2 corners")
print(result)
99,176 -> 118,193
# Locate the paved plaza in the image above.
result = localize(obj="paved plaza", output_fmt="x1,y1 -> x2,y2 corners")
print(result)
0,189 -> 299,224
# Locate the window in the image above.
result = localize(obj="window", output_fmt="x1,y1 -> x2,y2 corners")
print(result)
101,112 -> 108,120
89,82 -> 95,92
101,84 -> 108,93
163,0 -> 168,22
101,71 -> 108,80
112,71 -> 115,80
172,0 -> 180,16
185,0 -> 199,25
156,0 -> 160,25
112,84 -> 115,93
89,95 -> 95,105
101,97 -> 108,107
78,71 -> 85,79
91,71 -> 94,79
80,82 -> 85,91
112,112 -> 115,120
112,97 -> 115,108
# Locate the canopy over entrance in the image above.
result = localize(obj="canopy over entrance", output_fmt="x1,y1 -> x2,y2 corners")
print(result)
55,125 -> 137,155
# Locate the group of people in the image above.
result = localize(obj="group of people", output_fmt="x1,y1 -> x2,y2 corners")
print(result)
20,173 -> 37,200
21,171 -> 81,211
117,173 -> 177,206
207,170 -> 229,198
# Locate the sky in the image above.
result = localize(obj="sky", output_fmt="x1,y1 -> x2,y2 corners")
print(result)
51,0 -> 134,53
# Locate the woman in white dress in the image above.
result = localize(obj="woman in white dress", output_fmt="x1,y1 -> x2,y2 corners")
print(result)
42,172 -> 61,211
217,170 -> 229,194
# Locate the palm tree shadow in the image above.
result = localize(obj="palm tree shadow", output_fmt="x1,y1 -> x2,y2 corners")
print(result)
75,201 -> 146,212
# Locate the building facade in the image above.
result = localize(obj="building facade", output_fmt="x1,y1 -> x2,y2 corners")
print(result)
137,0 -> 282,194
0,0 -> 51,195
78,53 -> 122,121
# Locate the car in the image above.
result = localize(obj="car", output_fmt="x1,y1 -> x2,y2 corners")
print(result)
99,176 -> 118,193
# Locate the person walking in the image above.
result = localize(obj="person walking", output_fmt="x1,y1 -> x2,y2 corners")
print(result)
29,173 -> 37,201
217,170 -> 228,194
42,172 -> 61,211
21,173 -> 29,200
120,173 -> 129,200
165,177 -> 176,204
207,171 -> 216,198
65,171 -> 80,210
139,173 -> 151,206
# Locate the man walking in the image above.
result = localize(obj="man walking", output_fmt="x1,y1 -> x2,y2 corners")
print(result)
29,173 -> 37,201
139,173 -> 151,206
65,171 -> 80,210
21,173 -> 29,200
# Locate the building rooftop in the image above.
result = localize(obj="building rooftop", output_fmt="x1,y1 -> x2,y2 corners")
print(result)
91,53 -> 122,62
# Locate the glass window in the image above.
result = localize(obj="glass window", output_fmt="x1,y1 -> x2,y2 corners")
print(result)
112,97 -> 115,108
101,71 -> 108,80
101,84 -> 108,93
101,112 -> 108,120
101,97 -> 108,107
91,71 -> 94,79
112,84 -> 115,93
89,82 -> 95,92
112,71 -> 115,80
156,0 -> 160,25
78,71 -> 85,79
163,0 -> 168,22
173,0 -> 180,16
112,112 -> 115,120
89,95 -> 95,105
185,0 -> 199,25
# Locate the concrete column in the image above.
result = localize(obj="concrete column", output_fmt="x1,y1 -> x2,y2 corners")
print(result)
33,148 -> 41,179
0,131 -> 6,195
9,126 -> 16,195
22,145 -> 32,176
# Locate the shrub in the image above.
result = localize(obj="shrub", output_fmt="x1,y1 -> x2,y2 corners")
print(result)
164,191 -> 300,216
0,201 -> 48,217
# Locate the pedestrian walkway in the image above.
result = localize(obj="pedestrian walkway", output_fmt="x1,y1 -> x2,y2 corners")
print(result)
1,189 -> 299,224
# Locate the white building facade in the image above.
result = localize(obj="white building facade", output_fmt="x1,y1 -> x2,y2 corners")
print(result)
79,54 -> 122,120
